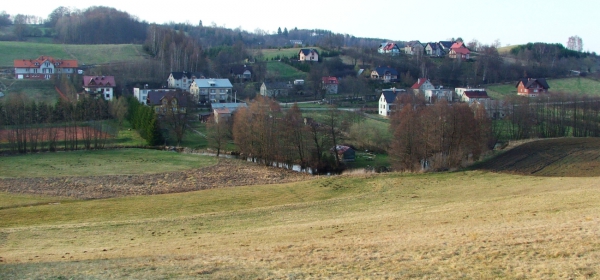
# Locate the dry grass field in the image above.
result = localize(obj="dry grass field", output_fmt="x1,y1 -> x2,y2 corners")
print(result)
1,140 -> 600,279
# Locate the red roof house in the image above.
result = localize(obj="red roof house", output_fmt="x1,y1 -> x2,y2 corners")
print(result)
14,56 -> 78,80
449,42 -> 470,60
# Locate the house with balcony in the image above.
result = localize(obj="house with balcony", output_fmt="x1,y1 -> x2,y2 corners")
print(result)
82,76 -> 115,101
167,71 -> 204,90
516,78 -> 550,97
14,56 -> 78,80
190,79 -> 233,103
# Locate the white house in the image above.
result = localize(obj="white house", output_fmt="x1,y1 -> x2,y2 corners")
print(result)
378,42 -> 401,56
455,88 -> 490,103
411,78 -> 435,95
167,72 -> 204,90
423,89 -> 453,103
299,48 -> 319,61
378,88 -> 407,117
82,76 -> 115,101
190,78 -> 233,103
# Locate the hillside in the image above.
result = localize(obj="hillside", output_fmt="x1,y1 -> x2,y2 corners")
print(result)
0,41 -> 147,67
486,77 -> 600,99
473,137 -> 600,176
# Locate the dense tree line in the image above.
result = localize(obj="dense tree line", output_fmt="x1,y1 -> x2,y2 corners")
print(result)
126,97 -> 163,146
0,94 -> 114,153
50,6 -> 148,44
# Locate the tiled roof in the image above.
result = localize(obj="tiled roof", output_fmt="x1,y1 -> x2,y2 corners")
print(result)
516,78 -> 550,89
83,76 -> 116,88
439,41 -> 454,49
299,48 -> 319,56
146,89 -> 181,106
411,78 -> 429,89
322,76 -> 338,84
381,88 -> 406,103
193,79 -> 233,88
14,56 -> 78,68
263,82 -> 290,89
464,90 -> 490,99
374,66 -> 398,76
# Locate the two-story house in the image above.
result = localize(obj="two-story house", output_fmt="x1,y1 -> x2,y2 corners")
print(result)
455,88 -> 490,103
371,67 -> 399,83
82,76 -> 115,101
321,76 -> 339,94
260,82 -> 292,97
146,90 -> 191,115
134,87 -> 178,105
378,42 -> 401,56
14,56 -> 78,80
425,42 -> 445,57
230,65 -> 253,80
516,78 -> 550,97
378,88 -> 407,117
298,48 -> 319,61
449,42 -> 471,60
167,72 -> 204,90
190,79 -> 233,103
404,41 -> 424,55
411,78 -> 435,95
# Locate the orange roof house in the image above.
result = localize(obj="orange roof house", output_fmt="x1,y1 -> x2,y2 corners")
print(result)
14,56 -> 78,80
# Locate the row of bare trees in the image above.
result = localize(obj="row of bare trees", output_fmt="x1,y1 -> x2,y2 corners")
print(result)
0,94 -> 119,153
389,97 -> 492,171
497,93 -> 600,140
206,97 -> 347,173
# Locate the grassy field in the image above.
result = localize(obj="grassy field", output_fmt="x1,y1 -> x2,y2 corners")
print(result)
1,168 -> 599,278
266,61 -> 307,80
0,42 -> 146,67
0,78 -> 59,104
0,149 -> 216,178
486,77 -> 600,99
255,47 -> 323,60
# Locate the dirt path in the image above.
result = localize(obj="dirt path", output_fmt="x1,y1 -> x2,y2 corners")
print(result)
0,159 -> 313,199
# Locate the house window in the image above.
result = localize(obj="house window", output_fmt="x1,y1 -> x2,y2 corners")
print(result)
210,89 -> 215,93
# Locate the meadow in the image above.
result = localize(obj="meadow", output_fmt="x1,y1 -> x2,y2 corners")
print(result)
0,78 -> 59,104
486,77 -> 600,99
1,138 -> 599,278
255,47 -> 323,61
0,42 -> 146,67
266,61 -> 307,80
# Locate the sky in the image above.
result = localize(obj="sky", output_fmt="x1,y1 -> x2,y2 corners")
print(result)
4,0 -> 599,53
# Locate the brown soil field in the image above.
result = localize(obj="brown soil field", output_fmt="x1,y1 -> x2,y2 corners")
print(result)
0,159 -> 312,199
0,126 -> 112,143
474,137 -> 600,176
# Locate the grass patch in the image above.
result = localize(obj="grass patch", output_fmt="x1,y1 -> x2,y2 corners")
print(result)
256,47 -> 323,60
0,78 -> 59,104
266,61 -> 307,80
0,42 -> 146,67
0,149 -> 216,178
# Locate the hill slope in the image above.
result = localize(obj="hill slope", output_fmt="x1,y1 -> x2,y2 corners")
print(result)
473,137 -> 600,176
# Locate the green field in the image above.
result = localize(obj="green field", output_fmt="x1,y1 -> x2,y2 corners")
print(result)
0,148 -> 216,178
0,78 -> 59,104
255,47 -> 323,60
486,77 -> 600,99
266,61 -> 307,80
0,41 -> 146,67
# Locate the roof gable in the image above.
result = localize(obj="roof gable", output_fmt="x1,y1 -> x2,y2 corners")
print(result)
14,56 -> 78,68
464,90 -> 490,99
411,78 -> 430,89
83,76 -> 116,88
517,78 -> 550,89
374,66 -> 398,76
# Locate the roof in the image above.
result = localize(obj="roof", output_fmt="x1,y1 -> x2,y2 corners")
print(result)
380,88 -> 406,103
373,66 -> 398,76
170,72 -> 205,80
439,41 -> 454,49
230,65 -> 253,75
263,82 -> 291,90
146,90 -> 187,106
322,76 -> 338,84
193,79 -> 233,88
380,42 -> 399,51
450,42 -> 470,54
516,78 -> 550,89
411,78 -> 430,89
464,90 -> 490,99
331,145 -> 354,155
14,56 -> 78,68
426,42 -> 439,50
214,108 -> 231,114
83,76 -> 116,88
299,48 -> 319,56
211,103 -> 248,113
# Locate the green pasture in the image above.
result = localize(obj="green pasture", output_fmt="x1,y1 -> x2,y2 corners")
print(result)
486,77 -> 600,99
0,42 -> 146,67
0,78 -> 59,104
0,148 -> 216,178
255,47 -> 323,60
266,61 -> 307,80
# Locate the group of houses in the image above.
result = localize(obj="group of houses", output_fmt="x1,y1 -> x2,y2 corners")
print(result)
378,77 -> 550,118
378,40 -> 471,60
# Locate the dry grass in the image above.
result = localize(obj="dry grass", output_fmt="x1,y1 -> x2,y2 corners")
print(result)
1,171 -> 599,278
